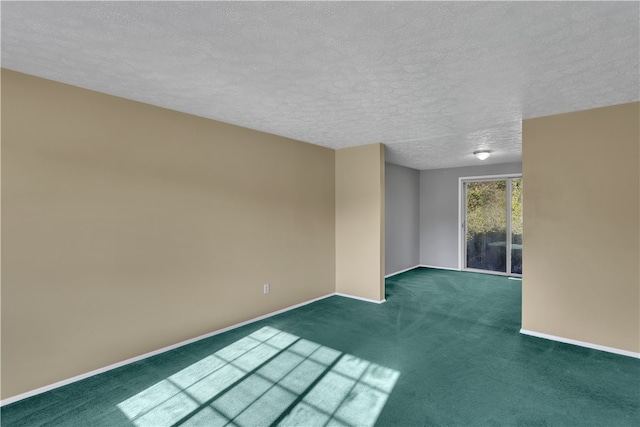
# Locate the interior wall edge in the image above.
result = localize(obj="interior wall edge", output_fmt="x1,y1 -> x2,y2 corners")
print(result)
335,143 -> 385,301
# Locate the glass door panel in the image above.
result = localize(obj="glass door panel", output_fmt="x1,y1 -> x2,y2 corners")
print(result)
511,179 -> 523,274
465,181 -> 507,273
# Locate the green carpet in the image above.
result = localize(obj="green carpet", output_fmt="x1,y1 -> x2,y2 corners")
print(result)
2,268 -> 639,426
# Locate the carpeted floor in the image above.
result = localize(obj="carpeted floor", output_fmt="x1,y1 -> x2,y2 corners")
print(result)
2,268 -> 639,426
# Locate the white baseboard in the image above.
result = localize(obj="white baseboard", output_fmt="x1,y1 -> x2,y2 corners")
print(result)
519,329 -> 640,359
0,293 -> 336,407
384,265 -> 421,278
419,264 -> 460,271
334,292 -> 386,304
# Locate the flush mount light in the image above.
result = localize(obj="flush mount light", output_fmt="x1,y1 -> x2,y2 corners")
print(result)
473,150 -> 491,160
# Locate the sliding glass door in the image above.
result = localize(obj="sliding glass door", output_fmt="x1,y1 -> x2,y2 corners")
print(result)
462,176 -> 522,276
465,180 -> 508,272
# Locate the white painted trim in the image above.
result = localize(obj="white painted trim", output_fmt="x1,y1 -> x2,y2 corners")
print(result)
0,293 -> 336,407
419,264 -> 460,271
384,265 -> 420,278
420,264 -> 522,278
334,293 -> 386,304
506,177 -> 513,274
458,176 -> 465,270
420,264 -> 461,271
464,267 -> 522,278
459,173 -> 523,182
519,329 -> 640,359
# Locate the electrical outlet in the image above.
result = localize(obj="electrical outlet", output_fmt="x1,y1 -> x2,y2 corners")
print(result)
263,283 -> 270,294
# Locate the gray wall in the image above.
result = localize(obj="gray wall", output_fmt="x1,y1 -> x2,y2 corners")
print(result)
420,162 -> 522,269
385,163 -> 420,275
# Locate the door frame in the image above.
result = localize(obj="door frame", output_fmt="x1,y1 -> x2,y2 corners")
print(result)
458,173 -> 523,276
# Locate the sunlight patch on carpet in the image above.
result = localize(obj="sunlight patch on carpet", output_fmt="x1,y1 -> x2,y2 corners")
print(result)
117,326 -> 399,427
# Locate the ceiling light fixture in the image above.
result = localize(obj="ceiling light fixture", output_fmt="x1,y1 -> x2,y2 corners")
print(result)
473,150 -> 491,160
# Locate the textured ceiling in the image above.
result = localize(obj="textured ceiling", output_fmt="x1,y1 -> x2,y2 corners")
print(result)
2,1 -> 638,170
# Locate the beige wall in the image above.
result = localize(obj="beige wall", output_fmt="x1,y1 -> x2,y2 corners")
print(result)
522,102 -> 640,353
1,69 -> 336,398
335,144 -> 385,302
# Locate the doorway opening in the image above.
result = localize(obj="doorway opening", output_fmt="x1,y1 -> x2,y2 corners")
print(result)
459,174 -> 522,277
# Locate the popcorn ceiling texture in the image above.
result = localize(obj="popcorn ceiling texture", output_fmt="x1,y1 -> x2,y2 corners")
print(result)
2,1 -> 638,170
